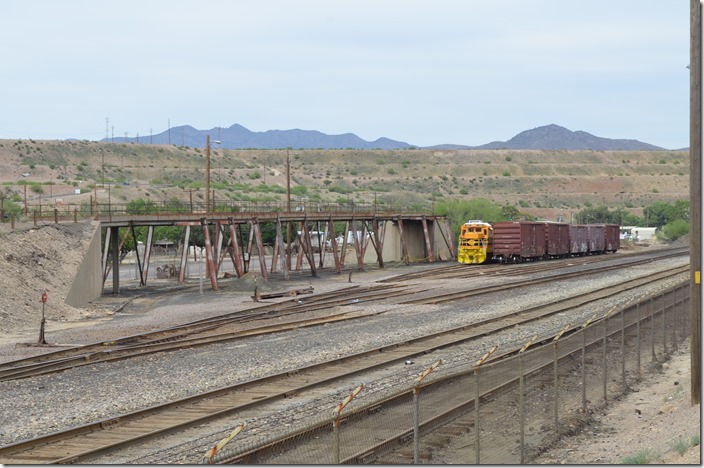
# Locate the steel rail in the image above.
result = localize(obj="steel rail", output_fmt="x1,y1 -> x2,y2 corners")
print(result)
401,251 -> 689,305
0,266 -> 685,464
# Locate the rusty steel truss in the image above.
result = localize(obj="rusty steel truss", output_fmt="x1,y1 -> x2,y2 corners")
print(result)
100,211 -> 455,293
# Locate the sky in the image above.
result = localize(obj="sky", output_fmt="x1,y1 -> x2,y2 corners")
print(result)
0,0 -> 691,149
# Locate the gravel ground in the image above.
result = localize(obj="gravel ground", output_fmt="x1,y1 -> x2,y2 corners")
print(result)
0,249 -> 694,464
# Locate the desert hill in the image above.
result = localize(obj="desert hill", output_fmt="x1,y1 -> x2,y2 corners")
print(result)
0,138 -> 688,223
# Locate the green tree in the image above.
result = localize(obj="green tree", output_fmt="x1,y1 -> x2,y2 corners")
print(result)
643,200 -> 689,227
435,198 -> 505,238
661,219 -> 689,241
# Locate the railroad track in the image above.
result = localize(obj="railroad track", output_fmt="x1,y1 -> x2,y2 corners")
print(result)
0,283 -> 414,381
380,246 -> 687,282
0,248 -> 688,382
0,264 -> 687,464
0,249 -> 688,381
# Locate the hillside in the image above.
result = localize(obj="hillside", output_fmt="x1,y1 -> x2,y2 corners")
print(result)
0,138 -> 689,223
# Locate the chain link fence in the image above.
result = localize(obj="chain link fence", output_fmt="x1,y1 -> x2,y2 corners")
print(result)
206,281 -> 691,464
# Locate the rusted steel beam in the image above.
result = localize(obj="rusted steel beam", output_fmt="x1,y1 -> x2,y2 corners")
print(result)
340,220 -> 350,267
201,219 -> 219,291
130,225 -> 145,286
251,218 -> 268,280
227,219 -> 245,278
213,222 -> 223,277
274,216 -> 290,280
245,220 -> 255,273
101,225 -> 111,285
421,216 -> 433,262
368,218 -> 384,269
328,215 -> 341,274
178,225 -> 190,283
295,221 -> 304,271
396,216 -> 409,265
141,226 -> 154,285
299,219 -> 317,277
443,217 -> 456,260
351,216 -> 367,271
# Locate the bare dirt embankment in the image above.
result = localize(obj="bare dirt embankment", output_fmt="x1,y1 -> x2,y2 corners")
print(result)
0,220 -> 100,342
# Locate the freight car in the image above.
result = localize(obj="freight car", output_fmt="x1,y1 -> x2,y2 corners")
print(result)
492,221 -> 546,262
602,224 -> 621,252
544,222 -> 570,259
457,219 -> 619,264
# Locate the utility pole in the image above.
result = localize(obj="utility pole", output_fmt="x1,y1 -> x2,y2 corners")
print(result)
689,0 -> 701,406
286,149 -> 291,212
286,149 -> 292,271
206,135 -> 211,214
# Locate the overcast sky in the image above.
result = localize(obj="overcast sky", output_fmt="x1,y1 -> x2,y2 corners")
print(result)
0,1 -> 690,149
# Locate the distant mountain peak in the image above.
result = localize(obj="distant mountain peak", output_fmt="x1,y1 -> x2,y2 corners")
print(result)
98,122 -> 665,151
476,124 -> 664,151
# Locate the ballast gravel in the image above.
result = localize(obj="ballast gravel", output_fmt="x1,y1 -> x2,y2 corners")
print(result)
0,252 -> 690,464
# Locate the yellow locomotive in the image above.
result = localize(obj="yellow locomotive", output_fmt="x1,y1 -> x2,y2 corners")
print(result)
457,220 -> 493,264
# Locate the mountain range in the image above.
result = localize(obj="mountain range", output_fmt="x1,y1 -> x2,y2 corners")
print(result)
99,123 -> 669,151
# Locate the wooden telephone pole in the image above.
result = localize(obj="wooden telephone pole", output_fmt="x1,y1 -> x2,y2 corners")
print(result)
690,0 -> 701,406
205,135 -> 211,214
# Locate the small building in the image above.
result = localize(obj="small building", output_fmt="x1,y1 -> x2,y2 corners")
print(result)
620,226 -> 657,242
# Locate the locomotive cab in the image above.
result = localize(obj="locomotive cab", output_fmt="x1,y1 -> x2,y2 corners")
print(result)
457,220 -> 493,264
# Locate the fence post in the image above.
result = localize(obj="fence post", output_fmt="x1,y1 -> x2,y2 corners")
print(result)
581,314 -> 597,413
672,287 -> 678,349
519,335 -> 537,464
680,284 -> 687,340
619,308 -> 625,392
662,292 -> 668,357
331,384 -> 364,464
553,324 -> 570,435
413,360 -> 442,464
650,297 -> 656,362
603,305 -> 618,403
636,299 -> 642,377
474,346 -> 497,465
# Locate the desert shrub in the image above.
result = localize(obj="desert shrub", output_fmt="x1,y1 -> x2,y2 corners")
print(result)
620,449 -> 660,464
